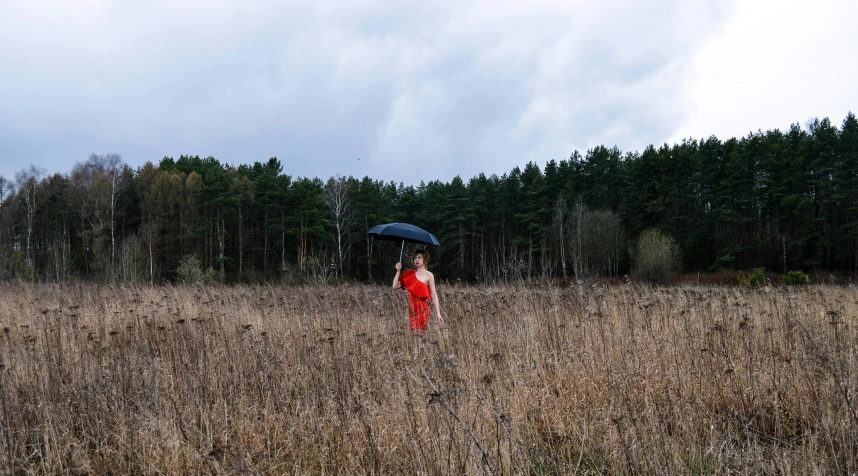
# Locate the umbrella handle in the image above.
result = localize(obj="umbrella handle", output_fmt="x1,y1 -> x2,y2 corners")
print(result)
399,240 -> 404,264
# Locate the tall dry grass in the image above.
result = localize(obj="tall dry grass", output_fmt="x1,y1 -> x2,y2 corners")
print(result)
0,282 -> 855,474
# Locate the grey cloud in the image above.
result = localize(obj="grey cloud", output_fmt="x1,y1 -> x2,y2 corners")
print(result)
0,0 -> 732,184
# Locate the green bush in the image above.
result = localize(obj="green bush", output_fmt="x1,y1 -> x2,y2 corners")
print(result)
738,267 -> 766,289
633,229 -> 681,284
783,270 -> 810,285
177,254 -> 216,285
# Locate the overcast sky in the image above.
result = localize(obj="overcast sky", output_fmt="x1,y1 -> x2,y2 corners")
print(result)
1,0 -> 856,185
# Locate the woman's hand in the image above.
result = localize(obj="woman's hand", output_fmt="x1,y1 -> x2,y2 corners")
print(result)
437,313 -> 444,327
392,262 -> 403,289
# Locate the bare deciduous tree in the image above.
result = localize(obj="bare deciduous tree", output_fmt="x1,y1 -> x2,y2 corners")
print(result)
230,171 -> 253,277
322,175 -> 354,278
118,233 -> 146,283
15,165 -> 45,269
70,153 -> 129,282
581,209 -> 626,276
552,195 -> 569,277
140,221 -> 157,284
568,200 -> 626,278
0,175 -> 10,251
570,199 -> 587,278
52,222 -> 73,283
0,176 -> 11,279
103,154 -> 129,274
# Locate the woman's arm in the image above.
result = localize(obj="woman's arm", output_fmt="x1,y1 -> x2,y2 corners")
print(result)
428,273 -> 444,326
392,262 -> 402,289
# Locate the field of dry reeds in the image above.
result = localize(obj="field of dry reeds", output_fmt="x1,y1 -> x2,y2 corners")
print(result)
0,282 -> 856,474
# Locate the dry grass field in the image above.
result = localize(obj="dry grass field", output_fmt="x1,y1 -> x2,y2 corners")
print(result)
0,282 -> 856,474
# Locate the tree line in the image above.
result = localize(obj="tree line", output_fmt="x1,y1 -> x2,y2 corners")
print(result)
1,113 -> 856,284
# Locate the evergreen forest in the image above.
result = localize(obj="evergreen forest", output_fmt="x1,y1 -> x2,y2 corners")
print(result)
1,113 -> 856,284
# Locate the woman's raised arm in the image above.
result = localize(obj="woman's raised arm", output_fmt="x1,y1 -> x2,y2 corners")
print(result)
392,262 -> 402,289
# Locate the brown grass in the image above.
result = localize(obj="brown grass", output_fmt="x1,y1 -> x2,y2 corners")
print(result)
0,282 -> 856,474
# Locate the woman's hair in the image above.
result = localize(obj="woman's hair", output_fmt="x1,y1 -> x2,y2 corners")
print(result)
413,249 -> 429,263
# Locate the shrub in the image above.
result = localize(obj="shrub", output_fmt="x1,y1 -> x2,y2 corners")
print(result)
176,254 -> 216,285
300,252 -> 337,285
783,270 -> 810,285
738,267 -> 766,289
633,229 -> 681,284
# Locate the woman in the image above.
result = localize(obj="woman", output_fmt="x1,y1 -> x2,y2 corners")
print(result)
392,249 -> 444,329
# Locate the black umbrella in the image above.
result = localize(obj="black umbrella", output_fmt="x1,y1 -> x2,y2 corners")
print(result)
367,222 -> 440,263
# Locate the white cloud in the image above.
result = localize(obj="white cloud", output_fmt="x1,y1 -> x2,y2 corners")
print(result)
671,0 -> 858,143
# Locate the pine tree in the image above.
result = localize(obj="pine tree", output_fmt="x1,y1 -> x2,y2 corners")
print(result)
836,113 -> 858,270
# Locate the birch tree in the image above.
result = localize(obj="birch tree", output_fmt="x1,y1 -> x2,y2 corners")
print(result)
103,153 -> 130,277
322,175 -> 354,277
70,153 -> 129,281
15,165 -> 44,269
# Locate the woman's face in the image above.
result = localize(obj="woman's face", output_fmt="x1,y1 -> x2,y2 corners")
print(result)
413,254 -> 424,268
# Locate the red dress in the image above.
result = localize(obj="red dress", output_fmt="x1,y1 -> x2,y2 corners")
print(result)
400,269 -> 431,330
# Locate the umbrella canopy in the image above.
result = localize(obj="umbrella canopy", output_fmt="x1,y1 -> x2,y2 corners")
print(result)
367,222 -> 440,246
367,222 -> 440,263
